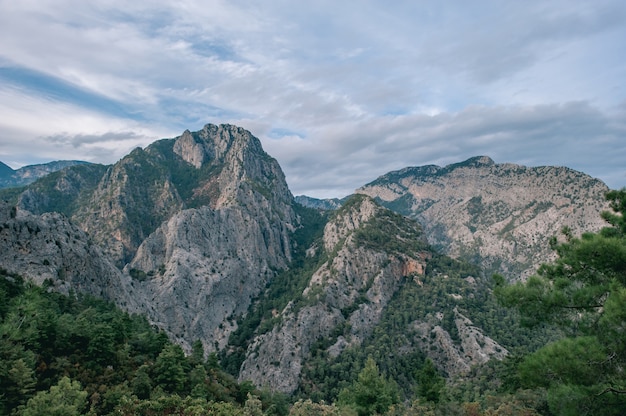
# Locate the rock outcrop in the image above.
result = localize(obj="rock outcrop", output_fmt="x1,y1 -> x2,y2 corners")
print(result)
412,307 -> 508,377
0,201 -> 138,308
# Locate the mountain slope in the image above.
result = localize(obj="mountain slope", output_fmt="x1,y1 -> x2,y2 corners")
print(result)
357,156 -> 609,279
233,195 -> 508,395
0,201 -> 138,308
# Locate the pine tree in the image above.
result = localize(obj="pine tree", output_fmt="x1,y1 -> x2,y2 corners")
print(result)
496,189 -> 626,415
338,356 -> 399,416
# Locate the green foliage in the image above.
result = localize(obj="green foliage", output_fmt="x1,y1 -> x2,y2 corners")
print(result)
289,399 -> 351,415
337,357 -> 399,416
416,359 -> 444,404
153,344 -> 189,394
0,270 -> 283,415
19,376 -> 88,416
352,209 -> 427,254
496,189 -> 626,414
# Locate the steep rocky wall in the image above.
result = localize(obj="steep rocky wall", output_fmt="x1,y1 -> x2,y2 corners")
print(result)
128,204 -> 291,353
0,202 -> 139,309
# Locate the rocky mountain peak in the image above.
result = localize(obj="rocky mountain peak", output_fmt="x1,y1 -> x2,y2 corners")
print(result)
173,124 -> 264,169
323,194 -> 380,252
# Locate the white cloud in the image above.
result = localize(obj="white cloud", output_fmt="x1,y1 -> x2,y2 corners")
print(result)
0,0 -> 625,196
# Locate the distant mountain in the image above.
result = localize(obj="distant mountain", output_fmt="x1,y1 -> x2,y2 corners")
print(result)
0,160 -> 91,189
294,195 -> 344,210
0,161 -> 13,177
357,156 -> 609,279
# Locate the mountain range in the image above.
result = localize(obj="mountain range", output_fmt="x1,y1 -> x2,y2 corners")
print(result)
0,123 -> 611,395
0,160 -> 90,189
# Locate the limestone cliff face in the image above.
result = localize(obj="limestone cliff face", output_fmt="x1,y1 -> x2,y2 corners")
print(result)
357,156 -> 609,279
238,196 -> 431,393
128,204 -> 290,352
412,307 -> 508,377
0,202 -> 138,309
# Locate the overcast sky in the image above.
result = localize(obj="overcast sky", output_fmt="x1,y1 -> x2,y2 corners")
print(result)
1,1 -> 625,197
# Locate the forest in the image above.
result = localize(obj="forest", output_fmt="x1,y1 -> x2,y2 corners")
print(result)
1,190 -> 625,415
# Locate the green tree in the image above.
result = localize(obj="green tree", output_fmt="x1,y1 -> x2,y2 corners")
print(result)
190,339 -> 206,367
18,376 -> 87,416
153,343 -> 189,394
495,189 -> 626,415
338,356 -> 399,416
131,364 -> 153,400
289,399 -> 350,415
416,359 -> 444,404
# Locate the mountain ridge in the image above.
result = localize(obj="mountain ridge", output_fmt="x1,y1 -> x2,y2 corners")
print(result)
0,160 -> 92,189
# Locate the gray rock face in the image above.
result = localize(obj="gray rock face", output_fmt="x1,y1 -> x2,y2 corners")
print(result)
0,202 -> 138,309
238,196 -> 431,393
412,307 -> 508,377
128,204 -> 290,352
358,156 -> 610,279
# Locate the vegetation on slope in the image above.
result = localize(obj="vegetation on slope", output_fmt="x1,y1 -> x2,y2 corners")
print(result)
495,189 -> 626,415
0,269 -> 287,415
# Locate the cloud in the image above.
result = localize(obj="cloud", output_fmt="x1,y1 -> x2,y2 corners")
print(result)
0,1 -> 625,196
263,101 -> 626,197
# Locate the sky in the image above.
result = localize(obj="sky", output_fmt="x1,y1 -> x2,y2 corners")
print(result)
0,1 -> 625,198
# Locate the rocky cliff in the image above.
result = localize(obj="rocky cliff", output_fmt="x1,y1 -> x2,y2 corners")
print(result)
0,201 -> 138,308
357,156 -> 609,279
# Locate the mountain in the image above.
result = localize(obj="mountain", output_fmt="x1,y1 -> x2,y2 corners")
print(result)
0,160 -> 91,189
2,124 -> 298,353
0,161 -> 13,177
0,126 -> 604,399
356,156 -> 610,279
294,195 -> 344,210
